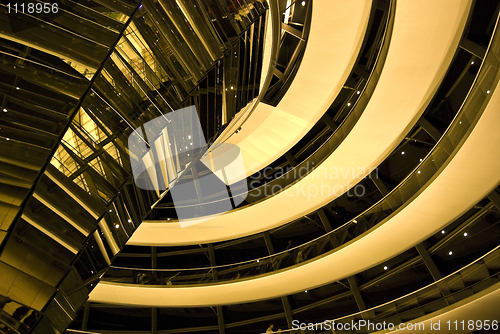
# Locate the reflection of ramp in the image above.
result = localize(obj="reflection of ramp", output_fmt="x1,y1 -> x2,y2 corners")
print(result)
129,106 -> 248,227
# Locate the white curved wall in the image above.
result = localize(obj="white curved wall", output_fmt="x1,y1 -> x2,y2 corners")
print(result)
128,0 -> 472,246
90,76 -> 500,306
212,0 -> 373,181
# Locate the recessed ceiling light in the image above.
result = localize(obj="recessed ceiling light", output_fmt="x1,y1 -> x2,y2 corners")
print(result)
487,90 -> 491,94
115,224 -> 119,228
401,151 -> 405,155
448,251 -> 453,256
128,219 -> 132,223
15,87 -> 19,90
302,1 -> 305,5
441,230 -> 445,234
2,109 -> 7,112
384,266 -> 388,270
464,232 -> 468,237
471,61 -> 474,65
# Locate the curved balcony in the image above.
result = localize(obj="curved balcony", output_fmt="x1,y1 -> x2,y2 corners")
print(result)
89,195 -> 500,324
90,19 -> 500,303
66,191 -> 500,332
207,0 -> 373,182
129,0 -> 472,246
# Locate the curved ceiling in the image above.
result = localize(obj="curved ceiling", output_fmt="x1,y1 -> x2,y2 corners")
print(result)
209,0 -> 373,182
90,76 -> 500,306
127,0 -> 472,246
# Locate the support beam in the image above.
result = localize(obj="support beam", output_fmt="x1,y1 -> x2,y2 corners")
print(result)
281,23 -> 303,39
317,209 -> 340,247
347,276 -> 374,320
354,64 -> 370,80
217,306 -> 226,334
418,117 -> 442,142
415,243 -> 442,280
415,243 -> 454,304
151,246 -> 157,270
152,308 -> 157,334
370,171 -> 389,196
281,296 -> 295,330
191,165 -> 206,215
284,152 -> 297,167
488,189 -> 500,211
321,114 -> 337,132
81,302 -> 90,330
263,231 -> 275,254
208,244 -> 218,280
460,38 -> 486,59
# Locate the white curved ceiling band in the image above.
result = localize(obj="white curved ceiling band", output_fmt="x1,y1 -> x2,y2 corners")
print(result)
127,0 -> 472,246
90,70 -> 500,307
374,281 -> 500,334
211,0 -> 373,180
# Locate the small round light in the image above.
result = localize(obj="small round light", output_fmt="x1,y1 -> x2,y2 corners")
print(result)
115,224 -> 119,228
420,159 -> 423,162
301,1 -> 305,5
347,103 -> 351,106
128,219 -> 132,223
2,109 -> 7,112
188,135 -> 191,139
384,266 -> 388,270
15,87 -> 20,90
487,90 -> 491,94
257,259 -> 259,263
6,138 -> 9,141
417,171 -> 421,174
464,232 -> 468,237
357,91 -> 360,94
441,230 -> 445,234
471,61 -> 474,65
305,290 -> 308,293
109,209 -> 112,212
401,151 -> 405,155
448,251 -> 453,256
